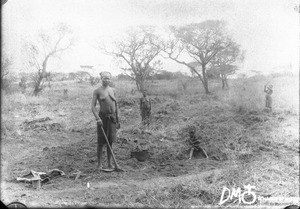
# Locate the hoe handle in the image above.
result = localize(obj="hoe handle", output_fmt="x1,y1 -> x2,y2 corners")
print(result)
99,126 -> 120,169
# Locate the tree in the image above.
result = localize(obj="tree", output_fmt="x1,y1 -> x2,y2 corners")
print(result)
24,23 -> 73,95
189,68 -> 197,78
117,73 -> 131,80
68,72 -> 77,80
99,26 -> 162,92
162,20 -> 241,94
173,71 -> 188,79
1,54 -> 12,92
19,75 -> 28,93
73,71 -> 91,83
154,70 -> 175,80
210,42 -> 245,89
89,76 -> 100,86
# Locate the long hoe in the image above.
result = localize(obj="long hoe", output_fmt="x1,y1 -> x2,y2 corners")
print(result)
100,126 -> 124,172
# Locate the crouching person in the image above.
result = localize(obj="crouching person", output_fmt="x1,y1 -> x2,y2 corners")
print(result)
188,125 -> 208,160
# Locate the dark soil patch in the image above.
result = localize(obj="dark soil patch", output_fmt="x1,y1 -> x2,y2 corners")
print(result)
9,132 -> 221,187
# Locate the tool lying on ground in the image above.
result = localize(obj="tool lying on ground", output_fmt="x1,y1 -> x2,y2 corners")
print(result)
99,125 -> 124,172
17,169 -> 65,184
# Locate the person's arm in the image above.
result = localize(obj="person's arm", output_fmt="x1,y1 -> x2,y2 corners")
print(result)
110,88 -> 120,128
113,90 -> 120,126
140,98 -> 143,111
264,85 -> 267,93
115,102 -> 120,129
115,101 -> 119,120
269,89 -> 273,95
91,90 -> 102,125
264,82 -> 270,93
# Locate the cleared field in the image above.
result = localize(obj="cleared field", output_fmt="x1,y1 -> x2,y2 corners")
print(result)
1,74 -> 299,208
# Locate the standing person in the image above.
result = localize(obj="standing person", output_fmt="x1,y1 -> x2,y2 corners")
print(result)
140,89 -> 151,125
91,71 -> 119,170
264,84 -> 273,110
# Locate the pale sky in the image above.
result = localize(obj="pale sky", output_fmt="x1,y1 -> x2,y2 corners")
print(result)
2,0 -> 299,76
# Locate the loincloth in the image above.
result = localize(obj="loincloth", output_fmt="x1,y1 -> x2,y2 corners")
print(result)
97,112 -> 117,145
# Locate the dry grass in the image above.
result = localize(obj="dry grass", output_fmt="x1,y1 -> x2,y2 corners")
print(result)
114,75 -> 298,207
215,75 -> 299,114
1,73 -> 299,207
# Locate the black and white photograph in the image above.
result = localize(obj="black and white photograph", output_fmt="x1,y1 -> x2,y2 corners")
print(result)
1,0 -> 299,208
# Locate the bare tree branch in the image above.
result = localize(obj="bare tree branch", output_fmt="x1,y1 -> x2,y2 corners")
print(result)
98,26 -> 161,92
161,20 -> 242,94
24,23 -> 73,95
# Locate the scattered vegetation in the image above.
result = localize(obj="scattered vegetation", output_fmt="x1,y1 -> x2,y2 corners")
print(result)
1,72 -> 298,208
1,17 -> 298,208
23,23 -> 73,95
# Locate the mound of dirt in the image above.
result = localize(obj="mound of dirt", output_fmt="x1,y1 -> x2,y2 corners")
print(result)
151,96 -> 168,104
22,117 -> 64,131
162,101 -> 181,112
130,150 -> 149,162
23,117 -> 52,124
118,98 -> 136,107
151,101 -> 182,125
234,111 -> 270,128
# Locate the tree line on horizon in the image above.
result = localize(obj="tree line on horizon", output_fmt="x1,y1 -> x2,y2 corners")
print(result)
2,20 -> 245,95
98,20 -> 244,93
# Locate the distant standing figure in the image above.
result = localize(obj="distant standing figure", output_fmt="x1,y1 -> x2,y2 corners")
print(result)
91,71 -> 119,170
63,89 -> 68,97
264,84 -> 273,110
140,90 -> 151,125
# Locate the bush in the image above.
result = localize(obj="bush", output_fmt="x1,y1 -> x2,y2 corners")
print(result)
2,77 -> 12,92
89,76 -> 100,86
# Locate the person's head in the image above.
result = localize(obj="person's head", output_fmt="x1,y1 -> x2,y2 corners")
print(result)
143,89 -> 147,97
188,125 -> 196,138
100,71 -> 111,87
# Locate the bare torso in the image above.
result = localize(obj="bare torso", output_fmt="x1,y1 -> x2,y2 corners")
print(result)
140,97 -> 151,109
95,86 -> 116,114
265,89 -> 273,95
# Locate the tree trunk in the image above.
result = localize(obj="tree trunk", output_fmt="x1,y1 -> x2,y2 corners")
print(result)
140,79 -> 145,92
202,64 -> 210,94
33,75 -> 44,96
221,74 -> 229,89
135,79 -> 140,92
136,76 -> 145,92
224,75 -> 229,88
221,74 -> 225,89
